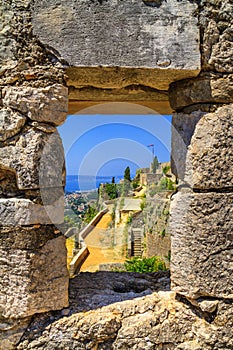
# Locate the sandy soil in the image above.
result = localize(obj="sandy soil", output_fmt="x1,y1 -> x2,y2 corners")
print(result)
66,212 -> 127,272
81,213 -> 126,272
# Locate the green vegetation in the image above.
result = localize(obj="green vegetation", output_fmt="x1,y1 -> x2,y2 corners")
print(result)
83,205 -> 98,223
134,168 -> 141,181
126,213 -> 133,224
110,203 -> 117,221
121,166 -> 132,196
132,181 -> 140,189
162,165 -> 171,175
151,156 -> 159,174
123,256 -> 167,273
140,198 -> 146,210
159,229 -> 166,237
165,250 -> 171,262
158,177 -> 175,191
64,213 -> 81,229
105,183 -> 118,199
124,166 -> 131,182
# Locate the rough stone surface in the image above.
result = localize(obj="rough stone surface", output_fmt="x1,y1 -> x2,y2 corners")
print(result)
0,1 -> 69,334
32,0 -> 200,90
0,1 -> 66,84
14,272 -> 233,350
0,317 -> 31,349
200,1 -> 233,73
0,3 -> 17,68
68,84 -> 168,103
172,104 -> 233,189
169,73 -> 233,110
0,228 -> 69,320
2,85 -> 68,126
66,66 -> 199,92
0,109 -> 26,142
0,128 -> 64,190
0,197 -> 64,225
0,169 -> 19,198
170,190 -> 233,299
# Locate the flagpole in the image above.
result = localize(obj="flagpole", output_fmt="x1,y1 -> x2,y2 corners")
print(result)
147,144 -> 154,163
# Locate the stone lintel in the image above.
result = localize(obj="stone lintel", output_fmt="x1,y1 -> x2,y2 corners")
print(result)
66,67 -> 200,92
68,100 -> 172,115
32,0 -> 200,90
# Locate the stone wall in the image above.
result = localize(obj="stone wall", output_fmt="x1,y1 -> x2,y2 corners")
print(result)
169,0 -> 233,301
0,0 -> 69,344
0,0 -> 232,348
146,232 -> 171,260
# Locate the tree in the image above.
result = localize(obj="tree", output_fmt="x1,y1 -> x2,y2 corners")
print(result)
122,166 -> 131,196
151,156 -> 159,173
105,183 -> 117,199
124,166 -> 131,182
111,176 -> 115,184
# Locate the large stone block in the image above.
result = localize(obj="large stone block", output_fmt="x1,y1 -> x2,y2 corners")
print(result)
0,4 -> 17,68
32,0 -> 200,90
0,128 -> 64,190
200,3 -> 233,73
2,85 -> 68,126
172,104 -> 233,189
170,190 -> 233,299
0,197 -> 64,225
0,108 -> 26,141
0,226 -> 69,319
169,74 -> 233,110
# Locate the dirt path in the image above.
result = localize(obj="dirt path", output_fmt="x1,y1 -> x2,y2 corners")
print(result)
80,213 -> 126,272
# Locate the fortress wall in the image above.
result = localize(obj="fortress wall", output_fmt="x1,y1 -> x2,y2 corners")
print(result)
169,0 -> 233,299
0,0 -> 232,347
0,1 -> 69,342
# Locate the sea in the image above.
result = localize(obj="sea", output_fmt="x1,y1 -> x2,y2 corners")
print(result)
65,175 -> 127,193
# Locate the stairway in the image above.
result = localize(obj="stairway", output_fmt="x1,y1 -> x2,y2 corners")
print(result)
132,228 -> 143,257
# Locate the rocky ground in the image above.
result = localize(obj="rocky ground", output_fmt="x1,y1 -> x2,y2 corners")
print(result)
15,271 -> 169,349
9,271 -> 232,350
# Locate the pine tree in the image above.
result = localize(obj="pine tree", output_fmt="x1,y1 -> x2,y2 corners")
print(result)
151,156 -> 159,173
123,166 -> 131,196
124,166 -> 131,182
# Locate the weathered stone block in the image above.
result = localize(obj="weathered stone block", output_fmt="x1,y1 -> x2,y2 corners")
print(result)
0,227 -> 69,319
170,190 -> 233,299
200,3 -> 233,73
0,197 -> 64,225
2,85 -> 68,126
0,128 -> 64,190
169,74 -> 233,110
172,104 -> 233,189
0,108 -> 26,141
32,0 -> 200,90
0,4 -> 17,68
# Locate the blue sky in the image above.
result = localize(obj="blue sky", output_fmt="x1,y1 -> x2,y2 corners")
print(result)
58,114 -> 172,177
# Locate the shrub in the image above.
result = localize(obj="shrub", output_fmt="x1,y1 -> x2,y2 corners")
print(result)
140,198 -> 146,210
132,181 -> 140,189
126,214 -> 133,224
105,183 -> 118,199
84,205 -> 98,223
123,256 -> 167,273
162,165 -> 171,175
